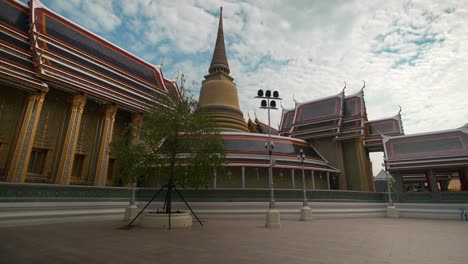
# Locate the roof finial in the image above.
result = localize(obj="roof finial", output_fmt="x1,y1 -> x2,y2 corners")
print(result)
292,92 -> 297,104
399,105 -> 405,134
158,57 -> 165,69
361,80 -> 366,91
342,81 -> 347,93
208,6 -> 230,75
174,71 -> 180,81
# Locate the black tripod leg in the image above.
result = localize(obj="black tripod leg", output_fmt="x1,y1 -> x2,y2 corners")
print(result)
167,186 -> 172,230
127,185 -> 166,226
168,207 -> 171,230
162,188 -> 169,212
174,187 -> 203,226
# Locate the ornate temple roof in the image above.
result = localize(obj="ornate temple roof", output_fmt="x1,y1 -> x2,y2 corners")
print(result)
382,124 -> 468,170
338,87 -> 368,141
248,117 -> 278,135
284,91 -> 344,139
278,108 -> 295,134
208,7 -> 230,75
0,0 -> 48,92
0,0 -> 181,112
364,108 -> 404,152
221,132 -> 340,172
277,82 -> 404,150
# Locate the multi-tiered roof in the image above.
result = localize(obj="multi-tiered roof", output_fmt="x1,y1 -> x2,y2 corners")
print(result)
278,82 -> 404,150
382,124 -> 468,171
1,0 -> 179,112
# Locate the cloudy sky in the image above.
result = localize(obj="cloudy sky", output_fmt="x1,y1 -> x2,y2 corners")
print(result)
32,0 -> 467,174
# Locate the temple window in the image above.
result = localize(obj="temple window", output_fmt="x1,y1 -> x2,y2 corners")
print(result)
71,154 -> 85,178
27,148 -> 47,175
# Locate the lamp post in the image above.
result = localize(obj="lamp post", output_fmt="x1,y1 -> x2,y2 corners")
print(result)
382,161 -> 399,218
298,149 -> 312,221
384,164 -> 393,206
124,178 -> 138,221
255,89 -> 281,228
297,149 -> 307,206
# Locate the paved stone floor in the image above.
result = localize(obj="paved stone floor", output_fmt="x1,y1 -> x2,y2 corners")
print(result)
1,217 -> 468,264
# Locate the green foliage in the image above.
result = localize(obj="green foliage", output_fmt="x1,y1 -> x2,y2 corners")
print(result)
111,137 -> 149,186
112,87 -> 225,188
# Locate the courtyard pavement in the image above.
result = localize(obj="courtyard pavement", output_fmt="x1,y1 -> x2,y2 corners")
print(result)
1,217 -> 467,264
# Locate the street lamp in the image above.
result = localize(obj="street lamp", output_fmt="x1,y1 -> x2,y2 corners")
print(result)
382,162 -> 393,206
382,161 -> 399,218
255,89 -> 281,228
297,149 -> 312,221
297,149 -> 308,207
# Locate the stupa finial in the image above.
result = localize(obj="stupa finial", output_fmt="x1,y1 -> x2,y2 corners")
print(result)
208,7 -> 230,75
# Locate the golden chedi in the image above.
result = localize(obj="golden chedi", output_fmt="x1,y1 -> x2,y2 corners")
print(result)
198,7 -> 249,132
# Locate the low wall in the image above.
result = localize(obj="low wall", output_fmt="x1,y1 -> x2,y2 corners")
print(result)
136,188 -> 386,203
395,203 -> 468,220
1,182 -> 468,226
0,201 -> 388,227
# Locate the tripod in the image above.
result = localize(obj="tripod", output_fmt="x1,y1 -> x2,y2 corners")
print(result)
120,180 -> 203,230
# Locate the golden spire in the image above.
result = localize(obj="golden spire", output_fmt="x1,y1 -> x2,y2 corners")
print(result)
198,7 -> 249,132
208,7 -> 230,75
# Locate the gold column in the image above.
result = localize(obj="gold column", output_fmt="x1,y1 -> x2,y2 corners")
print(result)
6,92 -> 46,183
129,113 -> 143,145
93,105 -> 117,186
55,94 -> 87,184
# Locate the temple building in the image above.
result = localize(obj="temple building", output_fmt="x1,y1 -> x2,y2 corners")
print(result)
277,87 -> 405,191
2,1 -> 465,193
382,124 -> 468,192
0,1 -> 340,190
0,0 -> 179,186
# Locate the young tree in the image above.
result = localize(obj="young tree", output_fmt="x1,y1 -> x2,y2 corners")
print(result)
113,83 -> 225,213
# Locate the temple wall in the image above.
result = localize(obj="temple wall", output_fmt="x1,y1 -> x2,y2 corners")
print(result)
70,100 -> 101,185
310,138 -> 347,190
0,80 -> 137,186
24,88 -> 69,183
217,167 -> 242,188
0,85 -> 26,180
245,167 -> 269,188
310,137 -> 373,191
314,171 -> 329,190
342,138 -> 374,191
342,140 -> 363,190
274,168 -> 293,189
212,167 -> 334,190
